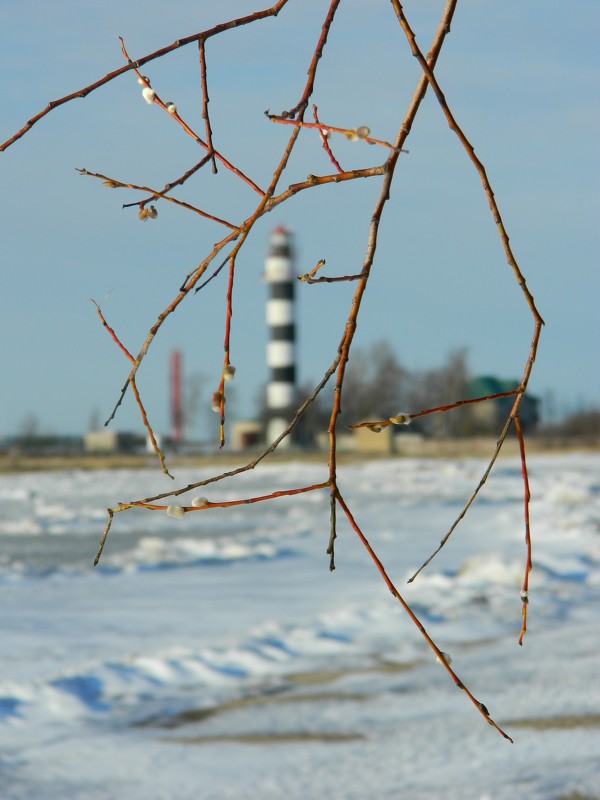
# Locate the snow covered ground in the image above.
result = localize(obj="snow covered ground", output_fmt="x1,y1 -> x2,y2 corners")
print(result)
1,453 -> 599,799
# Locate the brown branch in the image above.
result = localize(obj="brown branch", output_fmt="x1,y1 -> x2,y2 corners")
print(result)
77,168 -> 239,230
91,300 -> 173,477
103,227 -> 241,427
119,38 -> 266,198
198,38 -> 217,174
1,0 -> 292,152
130,377 -> 174,479
298,258 -> 368,285
120,155 -> 216,209
391,1 -> 544,330
327,0 -> 459,528
267,166 -> 387,212
217,256 -> 236,449
335,488 -> 513,742
515,415 -> 532,646
280,0 -> 342,120
390,2 -> 543,598
94,355 -> 341,563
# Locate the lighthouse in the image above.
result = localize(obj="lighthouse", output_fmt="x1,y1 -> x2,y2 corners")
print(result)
265,226 -> 296,447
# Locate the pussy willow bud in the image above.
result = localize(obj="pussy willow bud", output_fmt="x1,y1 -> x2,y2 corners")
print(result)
166,504 -> 185,519
345,131 -> 359,142
223,364 -> 236,381
211,391 -> 225,412
436,651 -> 453,666
138,207 -> 149,221
355,126 -> 370,139
191,496 -> 209,508
367,424 -> 382,433
147,205 -> 158,220
389,413 -> 412,426
166,102 -> 177,115
102,180 -> 119,189
137,76 -> 150,86
142,87 -> 156,105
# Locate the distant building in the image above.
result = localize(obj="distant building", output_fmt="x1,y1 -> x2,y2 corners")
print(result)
83,430 -> 146,454
466,376 -> 540,432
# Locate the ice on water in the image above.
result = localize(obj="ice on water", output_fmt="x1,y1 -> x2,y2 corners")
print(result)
1,454 -> 599,799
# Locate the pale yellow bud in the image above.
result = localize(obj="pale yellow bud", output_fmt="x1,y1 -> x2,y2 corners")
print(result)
138,208 -> 149,221
102,180 -> 119,189
222,364 -> 236,381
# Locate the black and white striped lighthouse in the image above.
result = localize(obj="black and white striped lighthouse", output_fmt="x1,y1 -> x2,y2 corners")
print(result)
265,226 -> 296,447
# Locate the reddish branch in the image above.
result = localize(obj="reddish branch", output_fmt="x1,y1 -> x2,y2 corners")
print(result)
91,301 -> 173,477
122,481 -> 330,513
267,112 -> 394,151
313,105 -> 344,173
350,390 -> 520,430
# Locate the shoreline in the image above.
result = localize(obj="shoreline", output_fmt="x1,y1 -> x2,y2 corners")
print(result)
1,435 -> 597,474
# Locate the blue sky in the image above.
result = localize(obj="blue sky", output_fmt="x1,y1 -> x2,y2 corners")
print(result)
1,1 -> 598,439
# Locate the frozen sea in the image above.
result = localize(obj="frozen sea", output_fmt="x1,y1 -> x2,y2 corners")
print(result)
1,453 -> 599,799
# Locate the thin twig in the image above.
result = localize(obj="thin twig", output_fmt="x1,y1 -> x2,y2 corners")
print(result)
313,105 -> 344,173
78,168 -> 239,230
198,38 -> 217,174
350,390 -> 520,430
267,113 -> 394,150
91,300 -> 173,477
515,415 -> 532,645
120,38 -> 266,198
335,488 -> 513,742
121,482 -> 330,512
1,0 -> 293,152
327,0 -> 459,544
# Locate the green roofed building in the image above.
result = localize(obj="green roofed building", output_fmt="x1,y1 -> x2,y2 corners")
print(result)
465,376 -> 540,433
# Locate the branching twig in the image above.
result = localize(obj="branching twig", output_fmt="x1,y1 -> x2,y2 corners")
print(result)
78,168 -> 239,230
1,0 -> 293,153
119,37 -> 266,198
7,0 -> 545,741
91,300 -> 173,477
